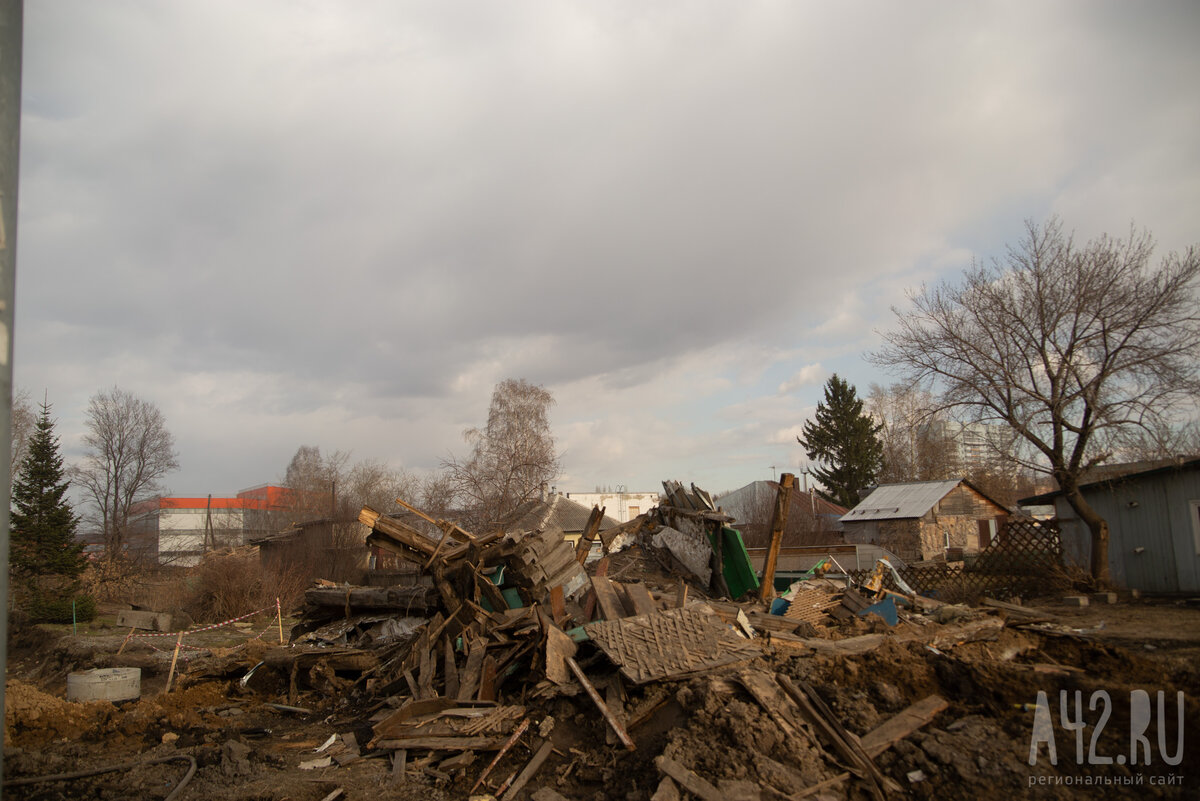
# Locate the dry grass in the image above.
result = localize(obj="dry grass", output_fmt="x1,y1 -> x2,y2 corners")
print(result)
79,549 -> 313,623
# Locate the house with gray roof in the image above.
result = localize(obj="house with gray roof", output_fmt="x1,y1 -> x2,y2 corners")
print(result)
840,479 -> 1010,563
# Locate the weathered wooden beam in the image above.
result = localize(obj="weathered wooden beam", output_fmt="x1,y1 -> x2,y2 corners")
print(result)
859,694 -> 948,758
624,583 -> 659,617
776,674 -> 895,800
566,656 -> 635,751
376,736 -> 506,751
591,575 -> 628,621
443,637 -> 460,700
500,739 -> 555,799
653,756 -> 722,801
361,506 -> 441,557
575,505 -> 606,564
457,638 -> 487,702
759,472 -> 795,602
303,585 -> 438,611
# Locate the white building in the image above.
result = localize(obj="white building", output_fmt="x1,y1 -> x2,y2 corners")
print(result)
128,485 -> 292,566
561,490 -> 660,523
926,421 -> 1012,472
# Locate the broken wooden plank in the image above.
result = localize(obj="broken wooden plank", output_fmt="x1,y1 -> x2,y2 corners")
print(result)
653,756 -> 722,801
501,739 -> 555,799
360,506 -> 443,557
759,472 -> 795,602
605,677 -> 627,747
674,578 -> 687,609
391,749 -> 407,784
591,575 -> 629,620
859,694 -> 948,758
549,585 -> 566,622
981,597 -> 1046,618
544,621 -> 578,686
418,641 -> 436,699
776,674 -> 895,800
470,718 -> 530,793
375,736 -> 507,751
443,636 -> 460,699
566,656 -> 635,751
624,583 -> 659,617
575,505 -> 606,564
477,655 -> 498,702
457,638 -> 487,702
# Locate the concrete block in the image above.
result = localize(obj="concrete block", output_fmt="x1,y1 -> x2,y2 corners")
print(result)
1062,595 -> 1089,607
116,609 -> 177,631
1091,592 -> 1118,604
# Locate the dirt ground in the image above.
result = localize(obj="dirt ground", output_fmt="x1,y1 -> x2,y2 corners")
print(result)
5,595 -> 1200,800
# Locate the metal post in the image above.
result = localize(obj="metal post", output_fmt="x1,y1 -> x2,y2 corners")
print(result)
0,0 -> 23,788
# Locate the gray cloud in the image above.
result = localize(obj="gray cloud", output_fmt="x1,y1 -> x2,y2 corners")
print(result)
16,1 -> 1200,496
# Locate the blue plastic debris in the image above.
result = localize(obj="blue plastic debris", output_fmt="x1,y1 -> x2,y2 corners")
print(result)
858,595 -> 899,626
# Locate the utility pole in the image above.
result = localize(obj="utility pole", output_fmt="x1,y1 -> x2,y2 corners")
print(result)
0,1 -> 23,788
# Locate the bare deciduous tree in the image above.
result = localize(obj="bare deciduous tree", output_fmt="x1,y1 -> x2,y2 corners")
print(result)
443,378 -> 560,531
282,444 -> 350,520
873,218 -> 1200,582
278,446 -> 424,521
866,382 -> 959,483
75,387 -> 180,554
10,387 -> 35,478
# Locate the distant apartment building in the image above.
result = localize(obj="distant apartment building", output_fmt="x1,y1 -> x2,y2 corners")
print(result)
561,490 -> 661,523
128,485 -> 293,566
925,421 -> 1012,472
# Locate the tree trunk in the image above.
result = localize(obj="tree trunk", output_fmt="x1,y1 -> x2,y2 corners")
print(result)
1061,486 -> 1111,586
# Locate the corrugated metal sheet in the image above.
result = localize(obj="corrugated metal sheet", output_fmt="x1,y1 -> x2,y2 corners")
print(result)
840,480 -> 963,522
1057,462 -> 1200,593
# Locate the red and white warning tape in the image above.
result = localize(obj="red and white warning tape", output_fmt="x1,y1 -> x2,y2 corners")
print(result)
129,603 -> 277,639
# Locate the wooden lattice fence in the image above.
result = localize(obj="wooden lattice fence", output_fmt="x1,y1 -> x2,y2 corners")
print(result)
849,517 -> 1065,603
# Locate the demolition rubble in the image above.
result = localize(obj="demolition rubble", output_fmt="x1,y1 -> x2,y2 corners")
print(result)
5,481 -> 1199,800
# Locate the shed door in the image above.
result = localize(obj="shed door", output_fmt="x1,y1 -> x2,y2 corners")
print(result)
977,519 -> 993,550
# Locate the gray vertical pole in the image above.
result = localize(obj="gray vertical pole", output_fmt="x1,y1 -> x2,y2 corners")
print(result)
0,0 -> 22,788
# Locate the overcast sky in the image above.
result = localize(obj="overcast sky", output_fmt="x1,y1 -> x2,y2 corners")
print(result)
14,1 -> 1200,501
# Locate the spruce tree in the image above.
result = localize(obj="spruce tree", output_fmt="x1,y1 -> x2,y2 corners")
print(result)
10,400 -> 85,580
797,374 -> 884,509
